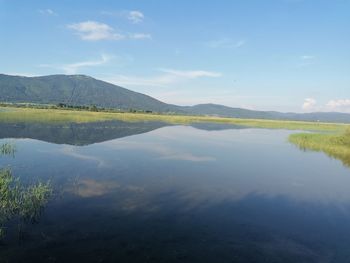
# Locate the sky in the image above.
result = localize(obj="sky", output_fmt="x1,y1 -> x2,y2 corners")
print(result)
1,0 -> 349,112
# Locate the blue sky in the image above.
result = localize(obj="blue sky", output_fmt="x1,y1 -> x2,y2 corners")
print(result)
1,0 -> 349,112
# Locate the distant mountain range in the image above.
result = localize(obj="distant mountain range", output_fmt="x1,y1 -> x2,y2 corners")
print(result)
1,73 -> 350,123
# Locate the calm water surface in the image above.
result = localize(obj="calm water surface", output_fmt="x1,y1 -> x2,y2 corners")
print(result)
1,121 -> 350,263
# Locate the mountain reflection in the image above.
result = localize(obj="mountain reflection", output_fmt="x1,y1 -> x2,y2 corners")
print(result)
0,121 -> 245,145
0,121 -> 168,145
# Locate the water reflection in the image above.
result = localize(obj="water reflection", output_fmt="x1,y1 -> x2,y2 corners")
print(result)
0,123 -> 350,262
0,121 -> 168,145
0,120 -> 249,146
72,178 -> 121,198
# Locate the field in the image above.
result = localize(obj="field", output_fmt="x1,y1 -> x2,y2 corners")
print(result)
0,106 -> 347,132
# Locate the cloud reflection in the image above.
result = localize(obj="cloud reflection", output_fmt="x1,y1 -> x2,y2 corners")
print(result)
74,179 -> 120,198
103,139 -> 216,162
60,146 -> 109,167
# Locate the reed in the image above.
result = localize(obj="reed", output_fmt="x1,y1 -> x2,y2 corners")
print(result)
289,129 -> 350,166
0,142 -> 52,239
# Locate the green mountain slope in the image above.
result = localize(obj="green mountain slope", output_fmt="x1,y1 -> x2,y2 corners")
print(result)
0,74 -> 179,112
1,73 -> 350,123
184,103 -> 350,123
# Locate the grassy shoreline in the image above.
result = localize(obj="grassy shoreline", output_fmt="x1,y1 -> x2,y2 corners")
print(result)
289,130 -> 350,167
0,106 -> 348,132
1,106 -> 350,167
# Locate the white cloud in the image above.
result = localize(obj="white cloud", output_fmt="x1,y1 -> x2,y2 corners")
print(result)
235,40 -> 246,48
67,21 -> 151,41
128,11 -> 144,24
62,54 -> 111,74
103,69 -> 222,87
39,9 -> 57,16
40,54 -> 112,74
326,99 -> 350,112
159,69 -> 222,79
206,38 -> 246,49
301,98 -> 350,113
297,55 -> 316,67
67,21 -> 124,41
300,55 -> 315,60
129,33 -> 152,40
302,98 -> 317,111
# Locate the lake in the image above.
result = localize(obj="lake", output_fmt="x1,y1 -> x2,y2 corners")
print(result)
1,121 -> 350,263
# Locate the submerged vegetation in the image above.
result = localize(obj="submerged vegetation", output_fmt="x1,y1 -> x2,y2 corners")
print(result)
0,169 -> 52,238
0,106 -> 348,132
0,142 -> 16,157
0,143 -> 52,239
289,129 -> 350,167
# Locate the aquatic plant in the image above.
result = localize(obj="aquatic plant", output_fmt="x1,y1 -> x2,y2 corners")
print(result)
0,168 -> 52,238
0,142 -> 16,157
0,142 -> 52,239
289,128 -> 350,167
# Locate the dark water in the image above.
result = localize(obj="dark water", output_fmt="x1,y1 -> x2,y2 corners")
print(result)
1,121 -> 350,263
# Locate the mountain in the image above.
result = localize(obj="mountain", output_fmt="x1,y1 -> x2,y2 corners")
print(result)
184,103 -> 350,123
183,104 -> 282,119
1,73 -> 350,123
0,74 -> 180,112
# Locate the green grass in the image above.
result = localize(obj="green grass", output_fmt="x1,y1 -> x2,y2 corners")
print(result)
289,129 -> 350,166
0,106 -> 347,132
0,168 -> 52,238
2,106 -> 350,167
0,143 -> 16,157
0,142 -> 52,239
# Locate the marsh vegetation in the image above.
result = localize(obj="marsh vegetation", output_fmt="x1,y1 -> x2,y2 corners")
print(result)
0,142 -> 16,157
0,142 -> 52,239
289,129 -> 350,167
0,106 -> 347,132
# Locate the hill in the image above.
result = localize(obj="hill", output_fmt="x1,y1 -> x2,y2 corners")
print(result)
0,74 -> 179,112
184,103 -> 350,123
1,73 -> 350,123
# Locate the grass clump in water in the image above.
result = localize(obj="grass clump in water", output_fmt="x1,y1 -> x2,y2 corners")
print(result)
0,143 -> 16,157
0,142 -> 52,239
0,168 -> 52,238
289,129 -> 350,166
